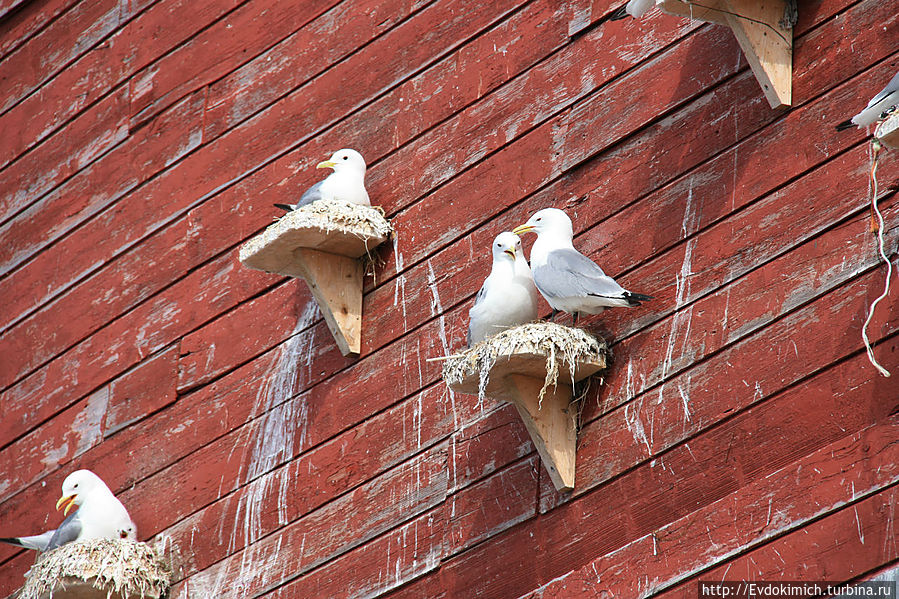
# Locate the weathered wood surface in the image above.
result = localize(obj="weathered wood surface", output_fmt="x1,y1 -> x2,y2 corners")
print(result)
2,0 -> 897,597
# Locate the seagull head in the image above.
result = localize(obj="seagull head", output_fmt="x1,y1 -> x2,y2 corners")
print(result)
512,208 -> 574,242
316,149 -> 366,175
492,232 -> 522,263
56,470 -> 109,516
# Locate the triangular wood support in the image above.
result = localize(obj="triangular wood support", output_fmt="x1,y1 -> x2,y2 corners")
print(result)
288,248 -> 363,355
238,203 -> 391,357
504,374 -> 578,491
657,0 -> 793,108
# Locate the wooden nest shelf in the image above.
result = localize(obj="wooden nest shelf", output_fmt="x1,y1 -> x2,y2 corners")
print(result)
239,200 -> 392,356
17,539 -> 171,599
875,112 -> 899,149
442,322 -> 610,491
655,0 -> 795,108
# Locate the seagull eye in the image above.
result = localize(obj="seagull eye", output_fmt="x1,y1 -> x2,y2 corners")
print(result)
73,483 -> 78,488
342,156 -> 348,160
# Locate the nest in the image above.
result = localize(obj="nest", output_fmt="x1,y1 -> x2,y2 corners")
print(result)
442,322 -> 610,404
18,539 -> 172,599
277,200 -> 392,241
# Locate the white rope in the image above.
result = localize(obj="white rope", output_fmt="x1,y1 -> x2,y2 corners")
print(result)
861,139 -> 892,377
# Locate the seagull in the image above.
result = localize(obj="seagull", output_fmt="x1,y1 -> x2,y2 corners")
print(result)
0,470 -> 137,552
274,148 -> 370,211
513,208 -> 652,324
836,69 -> 899,131
606,0 -> 654,21
467,232 -> 539,346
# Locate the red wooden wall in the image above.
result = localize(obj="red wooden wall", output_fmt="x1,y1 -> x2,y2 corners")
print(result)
1,0 -> 897,596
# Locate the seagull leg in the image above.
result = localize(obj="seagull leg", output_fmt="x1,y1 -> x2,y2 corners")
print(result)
550,309 -> 560,322
572,312 -> 579,326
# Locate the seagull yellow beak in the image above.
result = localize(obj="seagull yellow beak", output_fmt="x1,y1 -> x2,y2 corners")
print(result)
512,224 -> 534,236
56,494 -> 77,516
316,160 -> 337,169
503,248 -> 516,259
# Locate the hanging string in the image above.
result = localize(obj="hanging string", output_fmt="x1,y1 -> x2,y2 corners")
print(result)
861,138 -> 892,377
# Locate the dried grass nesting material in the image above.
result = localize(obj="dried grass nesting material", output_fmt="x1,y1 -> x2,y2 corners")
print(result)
442,322 -> 610,403
284,200 -> 393,240
18,539 -> 172,599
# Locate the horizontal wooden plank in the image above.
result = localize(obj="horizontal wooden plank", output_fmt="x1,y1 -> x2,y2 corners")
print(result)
151,383 -> 462,579
0,89 -> 206,335
128,0 -> 344,126
580,144 -> 898,426
446,456 -> 539,556
572,245 -> 898,493
254,506 -> 445,599
0,0 -> 119,114
0,0 -> 79,60
0,83 -> 130,245
0,386 -> 108,503
105,343 -> 179,437
171,442 -> 449,598
0,251 -> 275,451
0,0 -> 244,173
202,0 -> 568,139
661,486 -> 899,597
523,417 -> 899,597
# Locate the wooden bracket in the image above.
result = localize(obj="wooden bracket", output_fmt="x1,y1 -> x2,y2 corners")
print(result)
875,112 -> 899,149
239,205 -> 391,356
443,330 -> 609,492
505,374 -> 578,491
657,0 -> 793,108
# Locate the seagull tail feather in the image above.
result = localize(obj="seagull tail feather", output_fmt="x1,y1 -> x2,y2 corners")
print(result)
835,119 -> 855,131
0,537 -> 25,548
606,5 -> 630,20
273,203 -> 294,211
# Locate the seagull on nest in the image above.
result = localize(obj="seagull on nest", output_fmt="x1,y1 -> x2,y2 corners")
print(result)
274,148 -> 370,211
0,470 -> 136,552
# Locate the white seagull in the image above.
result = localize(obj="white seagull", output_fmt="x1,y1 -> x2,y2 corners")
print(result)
0,470 -> 137,552
836,69 -> 899,130
513,208 -> 652,324
467,232 -> 539,346
274,148 -> 370,211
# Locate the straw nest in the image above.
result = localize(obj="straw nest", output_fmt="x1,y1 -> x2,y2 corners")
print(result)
18,539 -> 172,599
278,200 -> 392,240
442,322 -> 610,403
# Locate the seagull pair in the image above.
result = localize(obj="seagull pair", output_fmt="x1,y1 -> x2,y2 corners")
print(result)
467,208 -> 652,346
1,470 -> 136,552
274,148 -> 370,212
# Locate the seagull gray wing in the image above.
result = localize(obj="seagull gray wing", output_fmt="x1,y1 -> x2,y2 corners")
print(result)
45,512 -> 81,551
534,248 -> 627,299
466,283 -> 489,347
868,71 -> 899,108
296,180 -> 325,209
